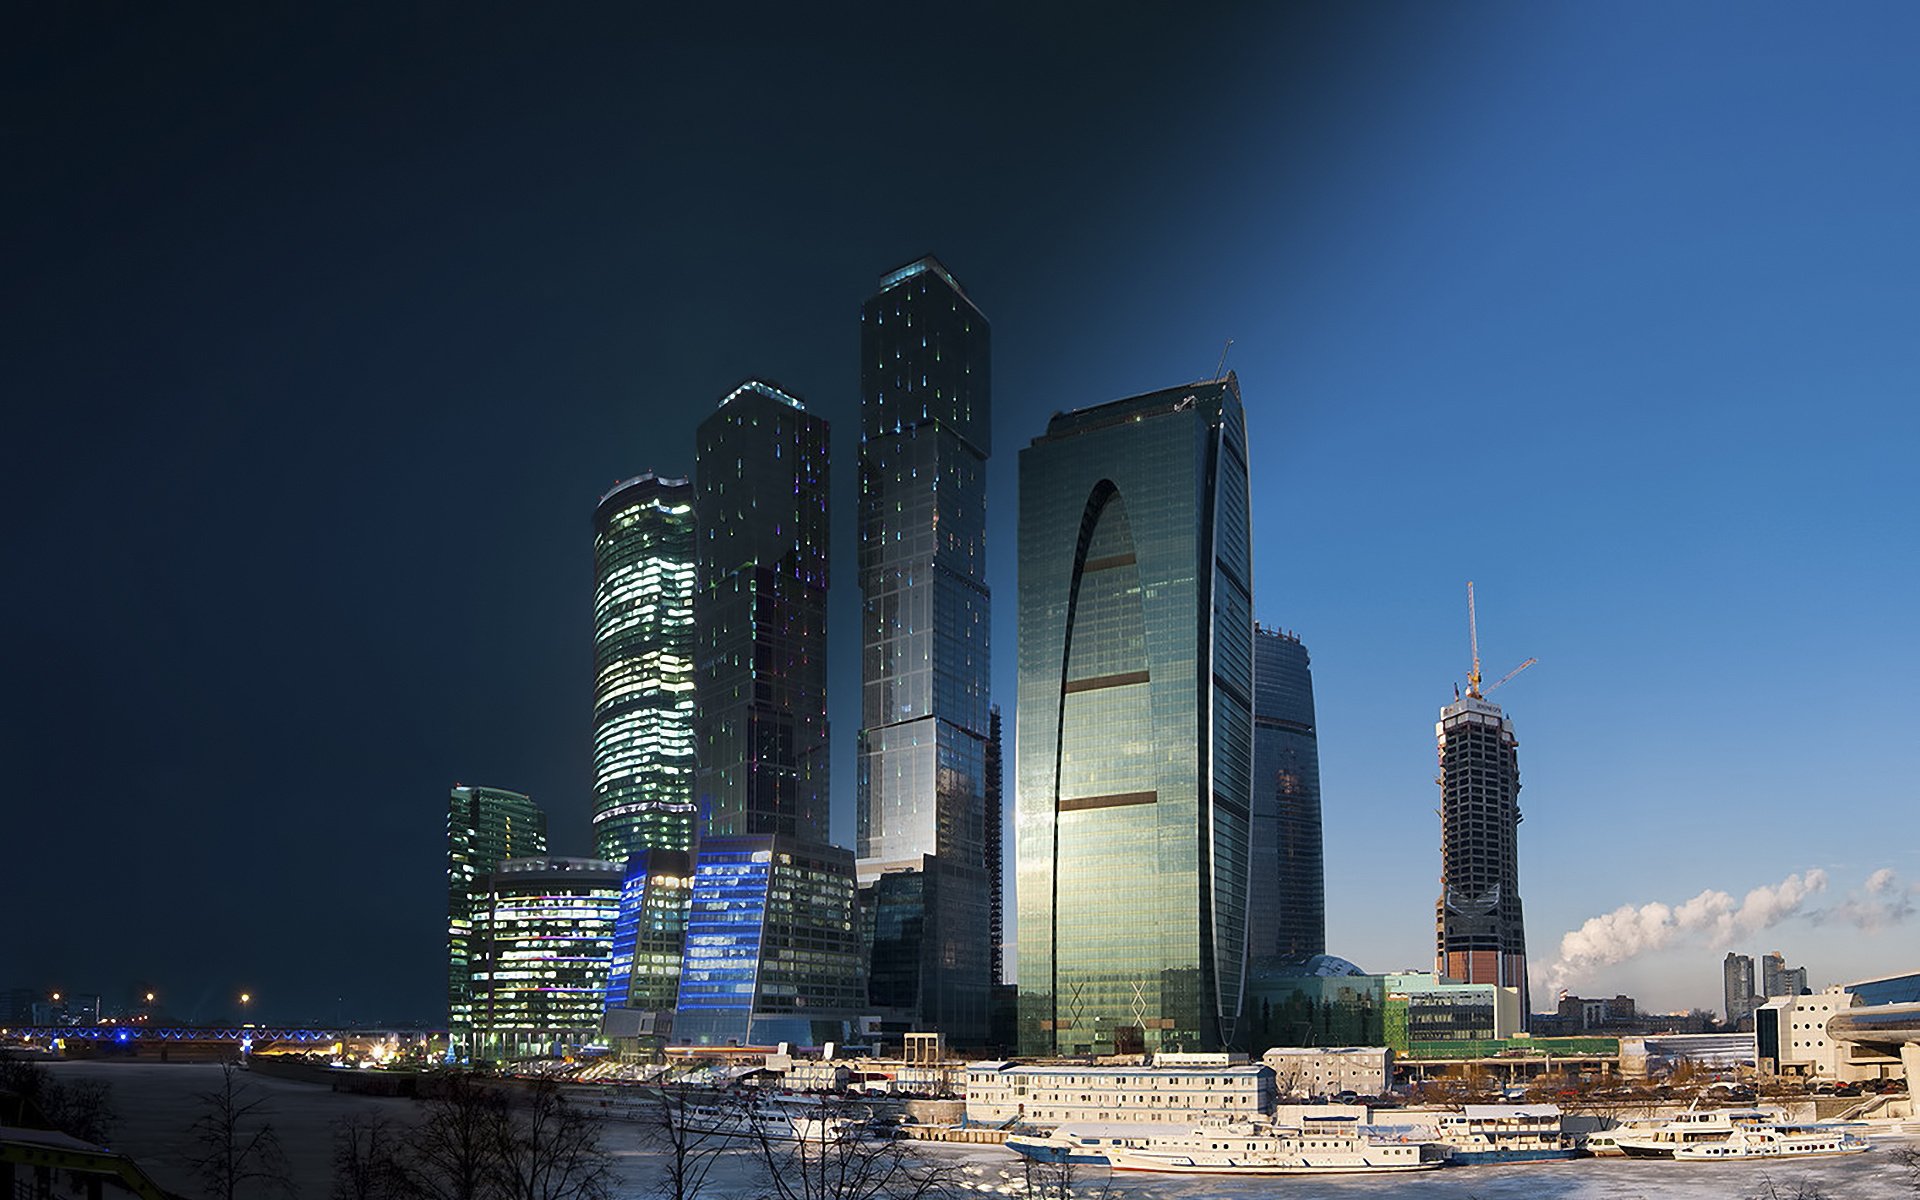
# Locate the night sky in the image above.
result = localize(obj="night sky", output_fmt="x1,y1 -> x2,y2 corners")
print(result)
7,5 -> 1917,1024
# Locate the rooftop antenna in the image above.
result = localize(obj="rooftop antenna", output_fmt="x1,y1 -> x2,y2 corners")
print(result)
1213,338 -> 1234,381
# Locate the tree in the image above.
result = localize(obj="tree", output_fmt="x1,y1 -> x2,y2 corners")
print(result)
1010,1156 -> 1114,1200
488,1082 -> 614,1200
402,1076 -> 508,1200
745,1095 -> 958,1200
189,1061 -> 295,1200
332,1112 -> 410,1200
645,1088 -> 729,1200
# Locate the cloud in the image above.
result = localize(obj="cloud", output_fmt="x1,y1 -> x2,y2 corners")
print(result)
1812,867 -> 1918,932
1537,869 -> 1829,997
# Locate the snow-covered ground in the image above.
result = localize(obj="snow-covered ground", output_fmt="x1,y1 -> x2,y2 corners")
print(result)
41,1062 -> 1918,1199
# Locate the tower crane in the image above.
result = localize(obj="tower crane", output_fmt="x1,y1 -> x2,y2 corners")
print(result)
1463,581 -> 1535,700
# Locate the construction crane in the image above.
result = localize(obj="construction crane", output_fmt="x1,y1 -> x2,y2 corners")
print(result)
1463,581 -> 1535,700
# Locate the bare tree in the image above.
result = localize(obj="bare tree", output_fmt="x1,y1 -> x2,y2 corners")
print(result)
1012,1156 -> 1114,1200
645,1088 -> 729,1200
746,1095 -> 958,1200
402,1076 -> 508,1200
333,1112 -> 411,1200
189,1061 -> 295,1200
488,1082 -> 614,1200
1891,1145 -> 1920,1195
0,1059 -> 117,1144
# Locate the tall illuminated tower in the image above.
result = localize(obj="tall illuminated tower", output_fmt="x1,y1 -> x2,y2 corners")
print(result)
447,784 -> 547,1061
694,380 -> 831,840
1433,670 -> 1531,1018
1015,374 -> 1255,1056
856,256 -> 992,1044
592,474 -> 697,861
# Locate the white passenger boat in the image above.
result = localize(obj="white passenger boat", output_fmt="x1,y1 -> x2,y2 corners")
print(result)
1672,1124 -> 1869,1161
1584,1115 -> 1667,1157
1615,1108 -> 1778,1159
1006,1121 -> 1444,1175
671,1100 -> 877,1143
1431,1105 -> 1580,1164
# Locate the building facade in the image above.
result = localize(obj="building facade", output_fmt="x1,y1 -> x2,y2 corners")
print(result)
1434,694 -> 1531,1020
1723,952 -> 1757,1027
1261,1047 -> 1393,1098
695,381 -> 831,842
672,835 -> 864,1048
469,856 -> 621,1061
855,257 -> 993,1045
1249,626 -> 1325,963
592,474 -> 697,862
1016,375 -> 1255,1056
963,1060 -> 1274,1126
1761,950 -> 1810,1001
603,848 -> 694,1023
447,785 -> 548,1060
1383,971 -> 1524,1049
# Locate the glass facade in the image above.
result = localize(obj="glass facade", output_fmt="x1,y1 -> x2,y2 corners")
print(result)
695,382 -> 831,842
447,785 -> 547,1061
1250,627 -> 1325,964
1244,960 -> 1386,1050
1016,375 -> 1255,1055
469,856 -> 620,1062
592,474 -> 697,861
1434,696 -> 1530,1020
603,848 -> 694,1018
673,835 -> 864,1048
855,257 -> 992,1044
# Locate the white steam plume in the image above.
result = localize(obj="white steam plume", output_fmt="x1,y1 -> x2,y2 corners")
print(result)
1813,867 -> 1918,932
1538,869 -> 1827,997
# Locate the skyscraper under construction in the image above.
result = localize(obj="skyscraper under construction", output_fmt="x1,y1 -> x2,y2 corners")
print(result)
1434,586 -> 1533,1022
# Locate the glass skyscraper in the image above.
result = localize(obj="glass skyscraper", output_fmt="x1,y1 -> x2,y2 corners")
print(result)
592,474 -> 697,862
447,784 -> 547,1061
603,848 -> 694,1019
680,380 -> 859,1048
856,256 -> 992,1044
1250,626 -> 1326,963
1015,374 -> 1255,1056
694,381 -> 831,841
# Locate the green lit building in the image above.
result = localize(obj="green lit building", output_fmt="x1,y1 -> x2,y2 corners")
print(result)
592,473 -> 697,861
1015,375 -> 1255,1055
470,856 -> 623,1061
447,784 -> 547,1061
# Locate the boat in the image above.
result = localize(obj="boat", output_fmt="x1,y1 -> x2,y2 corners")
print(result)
1006,1120 -> 1444,1175
670,1099 -> 880,1143
1671,1124 -> 1870,1161
1614,1108 -> 1778,1159
1431,1104 -> 1580,1164
1583,1114 -> 1668,1157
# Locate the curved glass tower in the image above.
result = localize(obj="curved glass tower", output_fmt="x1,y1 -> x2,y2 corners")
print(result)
1250,626 -> 1325,963
1016,374 -> 1254,1055
592,474 -> 697,861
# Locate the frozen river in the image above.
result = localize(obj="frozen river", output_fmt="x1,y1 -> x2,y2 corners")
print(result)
44,1062 -> 1918,1199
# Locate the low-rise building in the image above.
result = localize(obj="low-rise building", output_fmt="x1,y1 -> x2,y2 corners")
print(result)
1383,972 -> 1522,1049
1261,1047 -> 1392,1098
1757,971 -> 1920,1084
962,1062 -> 1275,1126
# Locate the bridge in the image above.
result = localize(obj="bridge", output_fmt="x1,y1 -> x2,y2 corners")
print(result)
12,1026 -> 338,1044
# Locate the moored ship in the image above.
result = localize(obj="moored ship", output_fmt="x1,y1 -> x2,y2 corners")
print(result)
1431,1104 -> 1580,1164
1006,1121 -> 1444,1175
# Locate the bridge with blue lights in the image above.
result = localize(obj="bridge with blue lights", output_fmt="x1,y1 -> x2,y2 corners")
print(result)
8,1026 -> 423,1046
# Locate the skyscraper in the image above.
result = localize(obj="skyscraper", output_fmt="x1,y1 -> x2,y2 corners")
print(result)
1250,626 -> 1325,963
1015,375 -> 1255,1056
592,474 -> 697,862
1434,685 -> 1531,1020
1761,950 -> 1810,999
856,256 -> 992,1043
1724,951 -> 1757,1026
447,785 -> 547,1061
985,704 -> 1005,986
694,381 -> 831,841
679,379 -> 859,1048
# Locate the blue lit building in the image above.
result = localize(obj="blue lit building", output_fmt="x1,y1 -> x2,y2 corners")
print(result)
1015,375 -> 1256,1055
1250,626 -> 1325,963
673,836 -> 864,1047
603,849 -> 694,1025
856,256 -> 993,1046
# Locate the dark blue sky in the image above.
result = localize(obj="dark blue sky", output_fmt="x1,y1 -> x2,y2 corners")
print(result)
5,5 -> 1915,1022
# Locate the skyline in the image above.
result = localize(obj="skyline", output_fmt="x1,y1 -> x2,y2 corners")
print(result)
5,5 -> 1918,1022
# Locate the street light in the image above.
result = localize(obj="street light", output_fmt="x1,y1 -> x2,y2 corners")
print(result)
240,992 -> 252,1005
